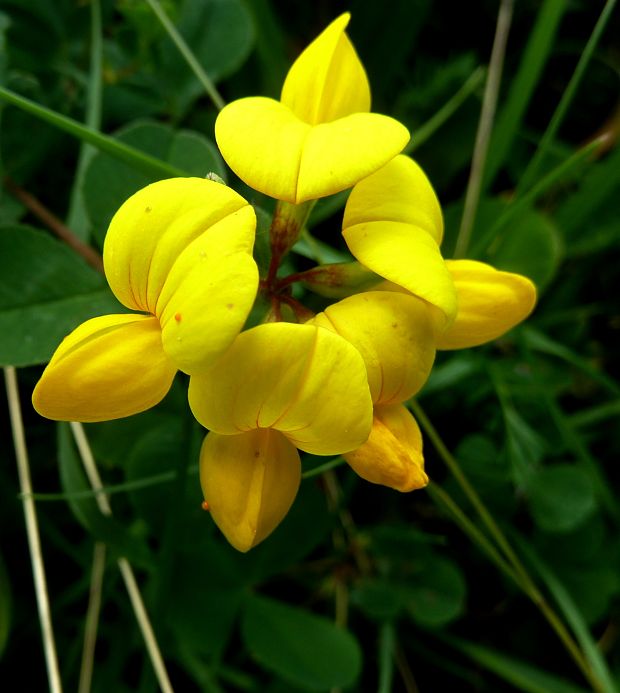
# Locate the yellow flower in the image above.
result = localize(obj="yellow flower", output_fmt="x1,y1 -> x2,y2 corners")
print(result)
342,154 -> 537,344
188,322 -> 373,551
32,178 -> 259,422
215,13 -> 410,204
309,291 -> 435,492
342,154 -> 457,325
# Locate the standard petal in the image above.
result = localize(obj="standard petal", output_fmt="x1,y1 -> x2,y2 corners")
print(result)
281,13 -> 370,124
188,322 -> 373,455
103,177 -> 250,313
215,98 -> 408,204
32,314 -> 176,422
158,250 -> 259,374
344,404 -> 428,492
310,291 -> 436,405
200,429 -> 301,552
343,155 -> 444,244
343,220 -> 457,322
436,260 -> 537,349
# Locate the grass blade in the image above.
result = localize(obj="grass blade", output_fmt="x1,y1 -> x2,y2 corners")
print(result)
446,637 -> 590,693
65,0 -> 103,240
483,0 -> 568,189
145,0 -> 225,111
516,536 -> 618,693
0,86 -> 188,179
518,0 -> 618,192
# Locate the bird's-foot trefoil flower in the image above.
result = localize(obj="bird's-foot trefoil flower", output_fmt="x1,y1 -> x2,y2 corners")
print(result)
341,154 -> 537,346
188,322 -> 373,551
33,178 -> 259,422
30,11 -> 540,554
215,13 -> 410,206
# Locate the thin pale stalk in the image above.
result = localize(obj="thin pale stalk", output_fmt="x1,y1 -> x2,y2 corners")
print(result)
69,422 -> 175,693
145,0 -> 225,111
404,66 -> 486,154
518,0 -> 618,192
4,367 -> 63,693
78,542 -> 106,693
454,0 -> 514,257
411,400 -> 600,690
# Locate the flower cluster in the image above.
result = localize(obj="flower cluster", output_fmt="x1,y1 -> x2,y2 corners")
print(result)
32,14 -> 536,552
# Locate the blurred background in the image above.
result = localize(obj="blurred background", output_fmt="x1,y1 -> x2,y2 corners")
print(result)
0,0 -> 618,691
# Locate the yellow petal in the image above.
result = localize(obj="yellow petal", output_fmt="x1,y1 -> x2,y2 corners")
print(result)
215,97 -> 409,204
103,178 -> 250,313
344,404 -> 428,492
188,322 -> 373,455
298,114 -> 409,203
310,291 -> 436,405
343,220 -> 457,322
156,208 -> 259,374
281,13 -> 370,124
32,315 -> 176,422
200,429 -> 301,552
343,154 -> 444,244
436,260 -> 537,349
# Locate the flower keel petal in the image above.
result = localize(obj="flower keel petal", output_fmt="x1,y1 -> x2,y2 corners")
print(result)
32,315 -> 176,422
344,404 -> 427,492
200,429 -> 301,552
437,260 -> 537,349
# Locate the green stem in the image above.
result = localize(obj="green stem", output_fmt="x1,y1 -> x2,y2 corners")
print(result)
470,137 -> 603,257
0,86 -> 188,179
517,0 -> 618,193
404,66 -> 486,154
145,0 -> 225,111
426,483 -> 517,585
410,399 -> 598,690
454,0 -> 514,258
66,0 -> 102,240
377,623 -> 395,693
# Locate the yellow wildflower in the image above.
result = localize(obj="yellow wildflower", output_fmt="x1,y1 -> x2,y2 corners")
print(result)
215,13 -> 409,204
32,178 -> 259,422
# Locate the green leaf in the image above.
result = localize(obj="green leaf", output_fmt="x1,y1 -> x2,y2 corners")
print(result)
447,637 -> 590,693
352,578 -> 406,621
126,422 -> 184,535
485,209 -> 564,290
526,465 -> 597,533
57,423 -> 152,568
405,555 -> 467,628
241,595 -> 362,691
0,225 -> 123,366
0,550 -> 11,658
168,541 -> 245,660
83,120 -> 226,244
